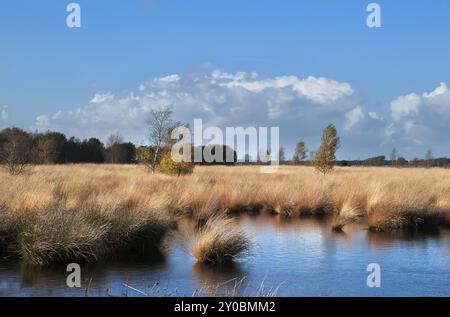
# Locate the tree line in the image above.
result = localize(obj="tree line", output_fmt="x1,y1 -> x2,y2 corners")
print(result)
0,108 -> 238,176
0,128 -> 136,166
1,109 -> 448,176
283,126 -> 450,171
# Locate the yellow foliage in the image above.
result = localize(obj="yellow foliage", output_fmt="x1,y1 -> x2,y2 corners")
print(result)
159,153 -> 194,176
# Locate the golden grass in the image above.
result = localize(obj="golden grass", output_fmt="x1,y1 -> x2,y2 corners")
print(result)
15,207 -> 170,265
186,214 -> 249,265
1,164 -> 450,264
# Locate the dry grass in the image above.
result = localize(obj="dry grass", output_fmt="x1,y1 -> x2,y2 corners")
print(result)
1,164 -> 450,264
184,214 -> 249,265
16,207 -> 170,265
0,165 -> 173,264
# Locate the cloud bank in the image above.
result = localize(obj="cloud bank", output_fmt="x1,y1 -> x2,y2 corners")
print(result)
387,83 -> 450,153
33,68 -> 449,159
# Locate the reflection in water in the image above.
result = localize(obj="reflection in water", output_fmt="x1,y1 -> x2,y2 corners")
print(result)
191,262 -> 245,296
366,229 -> 442,249
1,214 -> 449,296
20,251 -> 167,288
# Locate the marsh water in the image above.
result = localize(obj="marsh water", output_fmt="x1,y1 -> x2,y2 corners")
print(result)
1,214 -> 449,297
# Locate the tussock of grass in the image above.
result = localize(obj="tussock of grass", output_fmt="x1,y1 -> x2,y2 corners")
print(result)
18,208 -> 109,265
187,215 -> 249,265
331,196 -> 366,231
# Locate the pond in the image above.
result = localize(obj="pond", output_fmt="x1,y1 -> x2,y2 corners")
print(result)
1,214 -> 449,296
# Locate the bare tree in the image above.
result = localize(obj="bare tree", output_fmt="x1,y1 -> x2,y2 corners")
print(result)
425,149 -> 434,168
147,106 -> 174,174
106,132 -> 124,164
0,128 -> 33,175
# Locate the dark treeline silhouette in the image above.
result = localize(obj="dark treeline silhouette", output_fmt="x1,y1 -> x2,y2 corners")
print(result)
195,145 -> 237,165
334,157 -> 450,168
1,127 -> 449,169
362,155 -> 386,166
0,128 -> 135,165
0,128 -> 237,167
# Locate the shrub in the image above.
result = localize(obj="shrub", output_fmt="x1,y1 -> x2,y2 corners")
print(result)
159,152 -> 194,176
135,146 -> 154,169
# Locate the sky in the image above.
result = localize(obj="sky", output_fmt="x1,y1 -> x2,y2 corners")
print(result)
1,0 -> 450,159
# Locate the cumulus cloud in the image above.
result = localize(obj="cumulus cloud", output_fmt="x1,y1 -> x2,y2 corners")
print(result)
10,52 -> 447,163
37,69 -> 364,150
391,93 -> 421,120
387,82 -> 450,155
217,73 -> 354,106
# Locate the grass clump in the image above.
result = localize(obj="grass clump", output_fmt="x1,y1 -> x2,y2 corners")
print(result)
18,209 -> 108,265
331,197 -> 365,231
1,206 -> 171,266
367,207 -> 448,232
189,215 -> 249,265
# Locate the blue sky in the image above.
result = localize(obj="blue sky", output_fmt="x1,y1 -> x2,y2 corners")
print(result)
1,0 -> 450,159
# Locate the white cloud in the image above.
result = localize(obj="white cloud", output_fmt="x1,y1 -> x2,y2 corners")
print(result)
390,82 -> 450,122
386,82 -> 450,155
1,105 -> 8,121
35,68 -> 450,158
368,112 -> 381,120
423,82 -> 447,98
38,69 -> 361,146
52,111 -> 62,120
36,115 -> 49,127
154,74 -> 180,84
344,106 -> 365,132
218,73 -> 354,106
90,93 -> 115,104
390,93 -> 421,120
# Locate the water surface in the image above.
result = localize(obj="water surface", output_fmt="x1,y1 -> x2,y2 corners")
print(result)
1,215 -> 449,296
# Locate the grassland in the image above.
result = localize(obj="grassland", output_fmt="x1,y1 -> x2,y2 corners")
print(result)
1,164 -> 449,265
